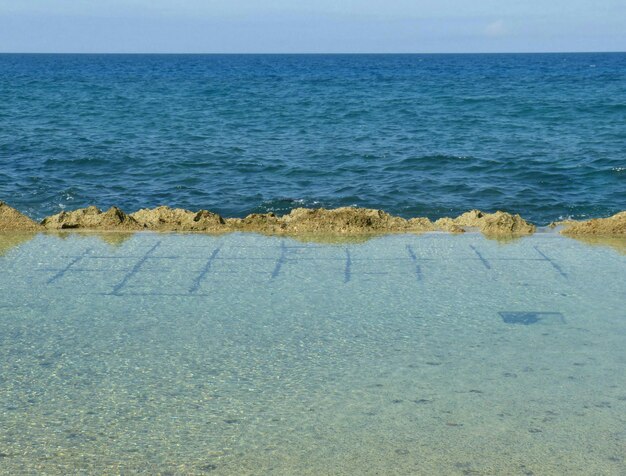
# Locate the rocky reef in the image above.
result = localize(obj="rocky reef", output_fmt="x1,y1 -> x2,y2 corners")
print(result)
131,206 -> 225,232
557,211 -> 626,236
41,206 -> 142,231
275,207 -> 435,234
0,200 -> 624,238
71,205 -> 528,236
434,209 -> 536,235
0,201 -> 42,232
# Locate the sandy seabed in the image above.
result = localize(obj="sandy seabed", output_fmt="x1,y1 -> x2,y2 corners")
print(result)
0,230 -> 624,474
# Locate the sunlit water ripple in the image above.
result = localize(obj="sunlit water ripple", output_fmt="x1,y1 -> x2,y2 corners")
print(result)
1,53 -> 625,224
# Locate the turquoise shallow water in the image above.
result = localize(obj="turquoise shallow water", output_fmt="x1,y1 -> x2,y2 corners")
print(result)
1,53 -> 625,224
0,232 -> 625,474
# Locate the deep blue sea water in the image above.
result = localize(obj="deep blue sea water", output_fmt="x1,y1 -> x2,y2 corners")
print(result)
1,53 -> 625,224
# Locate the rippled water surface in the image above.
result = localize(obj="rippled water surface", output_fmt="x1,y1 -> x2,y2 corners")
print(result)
1,53 -> 625,223
0,232 -> 625,474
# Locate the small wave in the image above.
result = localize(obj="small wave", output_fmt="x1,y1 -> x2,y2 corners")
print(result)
2,53 -> 625,226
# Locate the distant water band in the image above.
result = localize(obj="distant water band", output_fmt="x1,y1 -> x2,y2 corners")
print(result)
0,53 -> 625,225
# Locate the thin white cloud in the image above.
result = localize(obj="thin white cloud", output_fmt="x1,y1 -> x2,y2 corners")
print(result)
485,19 -> 507,37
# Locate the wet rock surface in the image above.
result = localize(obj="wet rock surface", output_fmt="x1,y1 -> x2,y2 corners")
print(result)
226,212 -> 285,234
435,210 -> 535,235
131,206 -> 225,232
1,200 -> 624,237
280,207 -> 433,234
41,206 -> 142,231
0,202 -> 42,232
558,212 -> 626,236
480,211 -> 536,235
434,218 -> 465,234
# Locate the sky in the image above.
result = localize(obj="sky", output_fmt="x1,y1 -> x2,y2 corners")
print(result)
0,0 -> 625,53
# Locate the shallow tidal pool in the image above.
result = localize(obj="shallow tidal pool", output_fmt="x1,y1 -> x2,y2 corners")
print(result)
0,232 -> 625,475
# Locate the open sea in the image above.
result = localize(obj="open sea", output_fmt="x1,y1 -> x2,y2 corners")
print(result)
1,53 -> 625,223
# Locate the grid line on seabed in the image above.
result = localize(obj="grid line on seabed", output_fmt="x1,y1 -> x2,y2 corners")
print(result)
37,240 -> 571,296
110,241 -> 161,295
533,245 -> 568,278
469,244 -> 491,270
405,245 -> 423,281
189,247 -> 221,293
344,248 -> 352,283
47,248 -> 92,284
271,241 -> 288,279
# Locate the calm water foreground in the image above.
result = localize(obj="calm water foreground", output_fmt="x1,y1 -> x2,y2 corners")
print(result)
0,232 -> 625,474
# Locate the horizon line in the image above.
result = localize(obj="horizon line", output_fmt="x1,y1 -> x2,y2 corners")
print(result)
1,50 -> 625,55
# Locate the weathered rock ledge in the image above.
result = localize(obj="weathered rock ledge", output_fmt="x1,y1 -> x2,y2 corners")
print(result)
1,201 -> 624,237
0,201 -> 43,232
434,209 -> 536,236
554,211 -> 626,236
36,205 -> 538,236
41,206 -> 142,231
